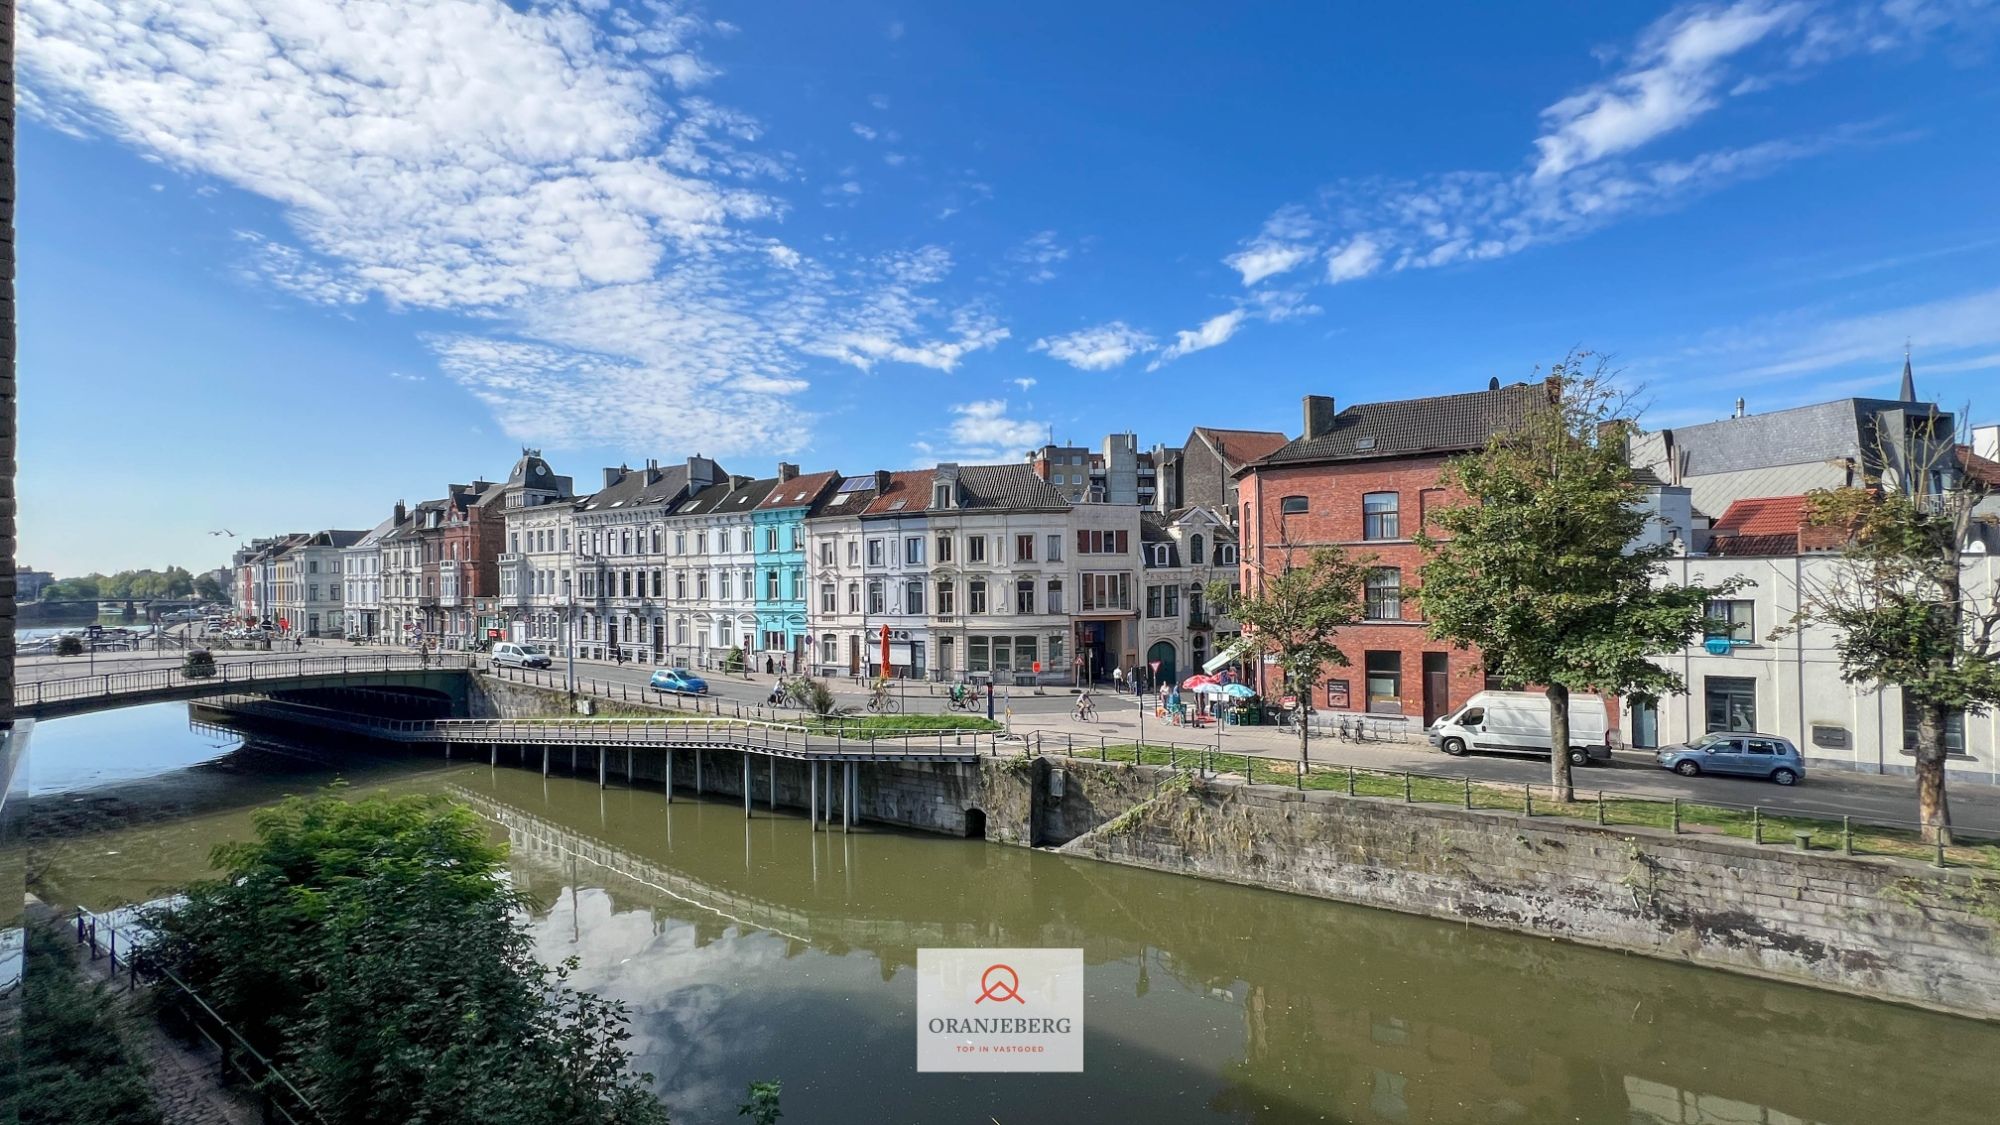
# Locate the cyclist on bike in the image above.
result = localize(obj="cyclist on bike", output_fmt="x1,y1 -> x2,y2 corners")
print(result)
1073,689 -> 1096,721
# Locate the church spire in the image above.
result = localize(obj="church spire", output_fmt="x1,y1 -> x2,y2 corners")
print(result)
1899,341 -> 1916,403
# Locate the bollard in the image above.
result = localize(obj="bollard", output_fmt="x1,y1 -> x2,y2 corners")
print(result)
1671,797 -> 1681,834
1597,790 -> 1606,826
1463,776 -> 1472,810
1296,761 -> 1304,790
1752,806 -> 1762,845
1934,835 -> 1948,869
1524,784 -> 1533,817
1793,830 -> 1812,852
1842,815 -> 1853,855
1346,766 -> 1356,796
1402,772 -> 1412,802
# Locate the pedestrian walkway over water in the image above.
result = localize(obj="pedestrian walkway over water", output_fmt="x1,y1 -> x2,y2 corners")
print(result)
15,653 -> 475,719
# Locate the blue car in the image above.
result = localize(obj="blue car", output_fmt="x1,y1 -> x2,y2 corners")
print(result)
649,667 -> 709,696
1655,732 -> 1805,786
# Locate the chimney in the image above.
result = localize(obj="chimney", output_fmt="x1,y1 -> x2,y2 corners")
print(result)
874,469 -> 892,492
778,461 -> 799,482
1734,397 -> 1746,419
727,474 -> 753,491
603,467 -> 623,488
394,500 -> 407,524
686,456 -> 718,492
1303,395 -> 1337,440
644,457 -> 661,485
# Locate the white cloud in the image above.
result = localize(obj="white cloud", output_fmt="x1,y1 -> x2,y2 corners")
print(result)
1032,321 -> 1157,371
1325,236 -> 1382,283
388,370 -> 425,382
1224,204 -> 1318,285
1212,1 -> 1984,307
20,0 -> 1000,456
1533,1 -> 1804,179
1722,285 -> 2000,382
887,21 -> 905,41
1148,309 -> 1246,370
1011,377 -> 1037,392
1008,230 -> 1070,283
946,399 -> 1044,453
851,121 -> 878,141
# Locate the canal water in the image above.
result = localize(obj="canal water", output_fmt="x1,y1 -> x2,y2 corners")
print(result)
14,704 -> 2000,1124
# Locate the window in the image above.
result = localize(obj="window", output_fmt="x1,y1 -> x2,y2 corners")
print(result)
936,534 -> 953,563
867,539 -> 885,567
719,571 -> 732,599
968,535 -> 986,562
848,540 -> 859,566
1220,543 -> 1237,564
1046,534 -> 1062,561
696,571 -> 709,598
1015,534 -> 1035,562
790,526 -> 802,550
993,635 -> 1012,670
905,537 -> 924,565
1081,572 -> 1131,611
1705,599 -> 1755,645
1280,495 -> 1309,515
1077,529 -> 1130,554
937,580 -> 955,615
1190,534 -> 1205,565
1366,568 -> 1402,620
1164,585 -> 1180,616
742,568 -> 754,599
1014,636 -> 1037,671
821,583 -> 836,613
868,581 -> 886,614
820,541 -> 834,565
1704,676 -> 1757,732
695,532 -> 707,553
969,579 -> 988,614
1365,651 -> 1403,714
1147,585 -> 1163,618
934,483 -> 953,508
675,532 -> 686,554
740,529 -> 752,552
1047,579 -> 1064,614
1016,579 -> 1035,614
766,571 -> 780,600
905,582 -> 925,615
1363,493 -> 1400,539
675,572 -> 687,599
765,528 -> 778,551
969,636 -> 990,673
847,582 -> 859,613
1902,699 -> 1968,755
652,529 -> 662,553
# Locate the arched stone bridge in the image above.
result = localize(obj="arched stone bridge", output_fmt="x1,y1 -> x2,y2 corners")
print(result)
14,653 -> 479,719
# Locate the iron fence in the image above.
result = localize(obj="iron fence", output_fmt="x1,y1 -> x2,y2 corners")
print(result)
17,653 -> 474,710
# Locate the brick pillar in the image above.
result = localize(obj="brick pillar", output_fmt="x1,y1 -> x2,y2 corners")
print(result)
0,2 -> 18,726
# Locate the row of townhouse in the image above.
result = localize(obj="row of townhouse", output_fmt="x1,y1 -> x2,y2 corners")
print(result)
1232,363 -> 1999,782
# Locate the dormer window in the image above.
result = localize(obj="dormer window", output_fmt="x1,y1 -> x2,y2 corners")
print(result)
933,483 -> 954,509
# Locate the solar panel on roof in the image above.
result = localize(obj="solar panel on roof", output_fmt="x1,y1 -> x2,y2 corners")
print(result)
837,477 -> 873,492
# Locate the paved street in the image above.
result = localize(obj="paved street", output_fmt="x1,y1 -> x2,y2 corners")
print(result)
24,642 -> 2000,836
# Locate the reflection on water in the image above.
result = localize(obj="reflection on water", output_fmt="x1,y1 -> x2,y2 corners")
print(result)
15,706 -> 2000,1124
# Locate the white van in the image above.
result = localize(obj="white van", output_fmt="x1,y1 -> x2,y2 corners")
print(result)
491,641 -> 553,669
1428,690 -> 1613,766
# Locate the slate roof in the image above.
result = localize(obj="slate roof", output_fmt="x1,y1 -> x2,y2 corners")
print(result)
679,476 -> 780,517
955,464 -> 1069,511
1252,380 -> 1555,468
577,461 -> 698,512
1193,427 -> 1290,468
306,529 -> 368,549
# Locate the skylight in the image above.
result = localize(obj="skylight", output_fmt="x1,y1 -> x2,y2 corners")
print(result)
888,499 -> 907,510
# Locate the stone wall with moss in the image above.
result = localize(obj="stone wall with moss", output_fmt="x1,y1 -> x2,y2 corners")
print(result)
1054,763 -> 2000,1021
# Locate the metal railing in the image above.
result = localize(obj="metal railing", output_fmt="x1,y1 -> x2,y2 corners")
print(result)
209,694 -> 995,761
1012,732 -> 1999,869
71,907 -> 323,1124
17,652 -> 474,710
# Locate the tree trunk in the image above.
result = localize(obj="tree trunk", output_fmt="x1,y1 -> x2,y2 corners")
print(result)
1546,683 -> 1573,801
1916,702 -> 1955,845
1295,674 -> 1310,772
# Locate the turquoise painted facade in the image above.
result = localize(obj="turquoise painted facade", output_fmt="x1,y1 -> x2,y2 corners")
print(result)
751,492 -> 813,670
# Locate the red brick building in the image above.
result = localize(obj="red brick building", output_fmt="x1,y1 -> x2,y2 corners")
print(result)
1236,379 -> 1556,725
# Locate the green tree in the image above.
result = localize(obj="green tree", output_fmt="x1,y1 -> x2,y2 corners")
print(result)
140,789 -> 672,1125
1209,545 -> 1372,769
788,677 -> 856,722
0,921 -> 162,1125
42,576 -> 100,601
1416,356 -> 1739,799
54,634 -> 83,657
1782,433 -> 2000,844
193,572 -> 226,603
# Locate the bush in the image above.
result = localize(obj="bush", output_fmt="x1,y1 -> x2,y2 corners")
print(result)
0,921 -> 162,1125
140,790 -> 672,1125
181,650 -> 216,678
54,635 -> 83,657
724,644 -> 746,672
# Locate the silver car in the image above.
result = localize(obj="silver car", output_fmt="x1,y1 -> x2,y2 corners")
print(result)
1655,732 -> 1806,786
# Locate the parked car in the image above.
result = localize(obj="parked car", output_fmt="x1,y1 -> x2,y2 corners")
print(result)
1655,733 -> 1805,785
1428,690 -> 1613,766
649,668 -> 709,695
490,641 -> 553,669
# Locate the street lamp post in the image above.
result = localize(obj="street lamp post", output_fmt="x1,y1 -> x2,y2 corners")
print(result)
562,576 -> 577,697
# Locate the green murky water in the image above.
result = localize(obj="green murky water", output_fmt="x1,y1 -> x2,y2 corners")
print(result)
14,703 -> 2000,1124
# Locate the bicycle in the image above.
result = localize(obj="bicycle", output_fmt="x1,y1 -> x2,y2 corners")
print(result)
867,691 -> 901,714
946,689 -> 979,713
1073,699 -> 1098,722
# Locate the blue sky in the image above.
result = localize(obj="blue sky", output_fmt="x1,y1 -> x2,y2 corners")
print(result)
18,1 -> 2000,575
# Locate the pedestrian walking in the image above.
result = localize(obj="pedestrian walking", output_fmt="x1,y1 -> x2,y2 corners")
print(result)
765,655 -> 775,675
1113,665 -> 1125,691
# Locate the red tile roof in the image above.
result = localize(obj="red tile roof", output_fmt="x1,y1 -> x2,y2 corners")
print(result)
1196,428 -> 1290,466
1959,445 -> 2000,488
860,470 -> 934,516
1710,495 -> 1809,538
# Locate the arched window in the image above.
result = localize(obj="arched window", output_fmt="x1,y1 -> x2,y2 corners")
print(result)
1190,534 -> 1205,565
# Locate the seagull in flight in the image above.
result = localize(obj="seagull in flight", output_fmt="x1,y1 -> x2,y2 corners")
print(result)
209,529 -> 235,537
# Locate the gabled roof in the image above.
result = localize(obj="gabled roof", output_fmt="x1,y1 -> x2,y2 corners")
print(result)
759,470 -> 842,511
861,471 -> 934,516
1708,495 -> 1809,557
679,476 -> 780,516
1193,427 -> 1289,468
576,461 -> 699,512
305,529 -> 368,549
1959,445 -> 2000,489
954,464 -> 1069,512
1251,380 -> 1555,470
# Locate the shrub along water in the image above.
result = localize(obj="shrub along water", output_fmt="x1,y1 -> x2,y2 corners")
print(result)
0,920 -> 162,1125
138,786 -> 770,1124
